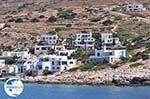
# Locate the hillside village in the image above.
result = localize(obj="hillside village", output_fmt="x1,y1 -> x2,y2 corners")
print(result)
0,0 -> 149,85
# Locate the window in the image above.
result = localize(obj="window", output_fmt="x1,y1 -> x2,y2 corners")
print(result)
42,47 -> 46,50
36,48 -> 40,50
57,67 -> 59,70
37,65 -> 42,70
62,61 -> 67,65
44,58 -> 49,62
45,66 -> 49,70
97,53 -> 100,56
43,37 -> 45,40
109,52 -> 112,55
52,67 -> 55,69
58,61 -> 61,65
70,61 -> 73,64
49,37 -> 52,39
64,67 -> 67,70
52,61 -> 54,65
53,37 -> 56,39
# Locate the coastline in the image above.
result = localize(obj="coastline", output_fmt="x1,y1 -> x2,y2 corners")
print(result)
1,60 -> 150,86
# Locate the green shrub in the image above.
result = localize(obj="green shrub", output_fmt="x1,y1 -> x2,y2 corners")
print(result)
30,32 -> 39,36
31,18 -> 39,22
15,18 -> 23,23
114,16 -> 122,21
66,24 -> 72,27
130,62 -> 144,67
48,16 -> 57,23
47,31 -> 56,35
55,27 -> 70,32
90,16 -> 104,22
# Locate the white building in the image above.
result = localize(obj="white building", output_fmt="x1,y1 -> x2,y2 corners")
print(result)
16,57 -> 37,74
101,33 -> 120,49
1,51 -> 29,58
6,65 -> 18,74
126,4 -> 146,11
73,33 -> 95,50
89,48 -> 127,64
58,50 -> 76,56
0,23 -> 6,29
36,55 -> 76,72
0,59 -> 5,68
55,45 -> 75,56
34,45 -> 54,55
0,59 -> 5,73
42,34 -> 58,45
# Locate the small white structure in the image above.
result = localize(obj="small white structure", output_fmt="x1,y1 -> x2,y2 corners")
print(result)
73,33 -> 95,50
42,34 -> 58,45
0,23 -> 6,29
1,51 -> 29,58
34,45 -> 54,55
58,50 -> 76,56
101,33 -> 120,49
16,57 -> 37,74
89,48 -> 127,64
6,65 -> 18,74
0,59 -> 5,68
55,45 -> 75,56
36,55 -> 76,72
126,4 -> 146,11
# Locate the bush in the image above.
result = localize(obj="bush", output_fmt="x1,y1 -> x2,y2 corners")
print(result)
31,18 -> 39,22
25,70 -> 38,77
39,15 -> 45,18
47,31 -> 56,35
55,27 -> 70,32
15,18 -> 23,23
43,70 -> 53,76
130,62 -> 144,67
66,24 -> 72,27
102,19 -> 113,25
48,16 -> 57,23
5,58 -> 17,65
110,65 -> 119,69
30,32 -> 39,36
90,16 -> 104,22
114,16 -> 122,21
57,9 -> 77,19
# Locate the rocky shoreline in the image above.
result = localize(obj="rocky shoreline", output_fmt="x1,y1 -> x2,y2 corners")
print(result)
1,60 -> 150,86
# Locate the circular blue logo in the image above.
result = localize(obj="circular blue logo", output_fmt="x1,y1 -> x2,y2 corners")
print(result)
4,78 -> 24,97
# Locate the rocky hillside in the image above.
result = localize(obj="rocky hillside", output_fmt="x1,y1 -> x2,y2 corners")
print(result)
0,0 -> 149,52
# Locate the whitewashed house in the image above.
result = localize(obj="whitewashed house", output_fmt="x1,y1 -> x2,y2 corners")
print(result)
34,45 -> 54,55
1,51 -> 29,58
16,57 -> 37,74
42,34 -> 58,45
6,65 -> 18,74
73,33 -> 95,50
36,55 -> 76,72
0,59 -> 5,73
89,47 -> 127,64
0,59 -> 5,68
101,33 -> 120,49
0,23 -> 6,29
55,45 -> 75,56
126,4 -> 146,11
58,50 -> 76,56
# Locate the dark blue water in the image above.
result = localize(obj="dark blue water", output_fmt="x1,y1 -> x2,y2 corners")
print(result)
0,82 -> 150,99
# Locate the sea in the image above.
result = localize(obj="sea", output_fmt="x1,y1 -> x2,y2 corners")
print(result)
0,82 -> 150,99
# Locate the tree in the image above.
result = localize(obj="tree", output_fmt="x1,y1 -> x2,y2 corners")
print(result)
48,16 -> 57,23
31,18 -> 39,22
15,18 -> 23,23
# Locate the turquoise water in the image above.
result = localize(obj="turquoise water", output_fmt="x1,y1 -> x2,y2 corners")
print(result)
0,82 -> 150,99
